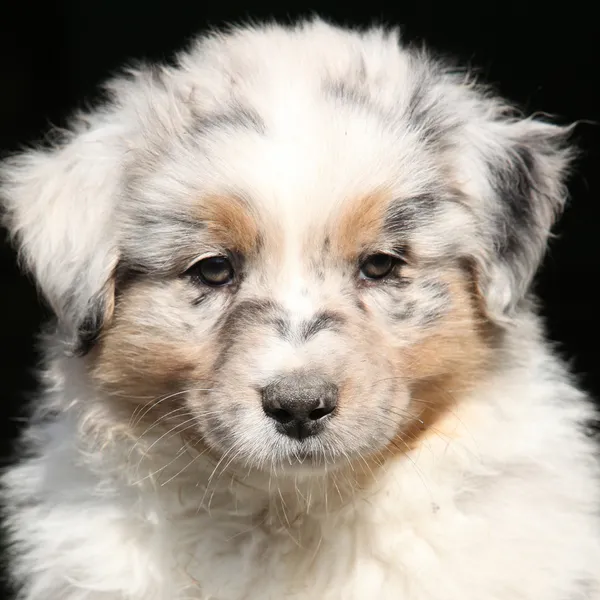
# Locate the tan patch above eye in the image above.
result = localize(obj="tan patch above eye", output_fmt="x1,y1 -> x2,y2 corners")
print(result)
331,190 -> 391,259
198,195 -> 260,255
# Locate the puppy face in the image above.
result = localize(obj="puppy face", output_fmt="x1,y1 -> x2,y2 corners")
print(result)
90,109 -> 491,471
0,20 -> 572,472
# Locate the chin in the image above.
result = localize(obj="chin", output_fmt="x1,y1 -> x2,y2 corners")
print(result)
1,17 -> 599,600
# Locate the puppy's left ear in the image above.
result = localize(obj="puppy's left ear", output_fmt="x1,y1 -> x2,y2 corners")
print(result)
464,115 -> 575,324
0,115 -> 124,354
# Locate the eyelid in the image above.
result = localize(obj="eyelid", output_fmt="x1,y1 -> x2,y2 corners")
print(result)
360,248 -> 407,262
183,252 -> 227,272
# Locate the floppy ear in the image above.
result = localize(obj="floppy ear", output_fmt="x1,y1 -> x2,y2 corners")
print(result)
462,115 -> 575,324
0,114 -> 124,354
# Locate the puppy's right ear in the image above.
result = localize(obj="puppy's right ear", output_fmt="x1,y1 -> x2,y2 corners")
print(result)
0,113 -> 125,354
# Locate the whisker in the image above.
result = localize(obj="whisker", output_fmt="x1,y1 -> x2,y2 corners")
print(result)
129,406 -> 192,456
198,441 -> 240,514
130,386 -> 215,428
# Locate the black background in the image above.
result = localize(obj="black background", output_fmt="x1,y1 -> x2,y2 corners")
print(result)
0,2 -> 598,597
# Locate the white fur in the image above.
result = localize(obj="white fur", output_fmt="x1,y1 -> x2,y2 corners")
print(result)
1,18 -> 599,600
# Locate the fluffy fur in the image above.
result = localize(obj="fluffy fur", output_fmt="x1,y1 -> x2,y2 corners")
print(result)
1,18 -> 599,600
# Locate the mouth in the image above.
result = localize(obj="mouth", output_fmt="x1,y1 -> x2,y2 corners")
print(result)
196,383 -> 407,474
271,446 -> 343,474
263,426 -> 385,473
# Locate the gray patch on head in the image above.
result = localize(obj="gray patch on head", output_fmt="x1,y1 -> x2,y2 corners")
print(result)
265,310 -> 346,345
271,317 -> 291,339
419,277 -> 449,297
322,51 -> 370,107
404,85 -> 447,147
323,79 -> 373,111
392,299 -> 417,322
119,209 -> 206,276
414,278 -> 450,326
218,298 -> 280,341
213,298 -> 281,369
390,277 -> 450,327
402,50 -> 464,148
73,287 -> 111,356
192,101 -> 266,136
486,133 -> 569,269
383,194 -> 440,237
299,311 -> 345,342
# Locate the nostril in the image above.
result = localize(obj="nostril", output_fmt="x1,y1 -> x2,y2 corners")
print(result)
264,405 -> 294,424
308,404 -> 335,420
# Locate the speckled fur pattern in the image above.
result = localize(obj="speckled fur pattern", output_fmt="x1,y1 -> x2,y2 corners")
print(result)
1,18 -> 599,600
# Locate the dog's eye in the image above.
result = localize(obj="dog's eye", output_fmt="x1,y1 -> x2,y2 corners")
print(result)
359,253 -> 399,280
186,256 -> 235,287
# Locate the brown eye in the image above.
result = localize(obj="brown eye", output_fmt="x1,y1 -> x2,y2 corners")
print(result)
186,256 -> 234,287
359,253 -> 398,280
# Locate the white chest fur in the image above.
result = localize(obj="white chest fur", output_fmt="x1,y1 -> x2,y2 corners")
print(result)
3,381 -> 600,600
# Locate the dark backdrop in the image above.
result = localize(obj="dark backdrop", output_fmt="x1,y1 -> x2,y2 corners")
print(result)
0,1 -> 598,597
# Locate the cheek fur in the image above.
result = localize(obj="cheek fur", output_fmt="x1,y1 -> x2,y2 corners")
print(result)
386,268 -> 494,451
88,280 -> 224,412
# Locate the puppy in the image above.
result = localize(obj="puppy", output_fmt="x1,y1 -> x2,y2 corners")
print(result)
1,18 -> 599,600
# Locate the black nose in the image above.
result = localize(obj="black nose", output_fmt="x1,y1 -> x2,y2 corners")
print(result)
261,372 -> 338,440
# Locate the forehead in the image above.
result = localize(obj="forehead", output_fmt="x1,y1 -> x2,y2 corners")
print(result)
119,67 -> 470,270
